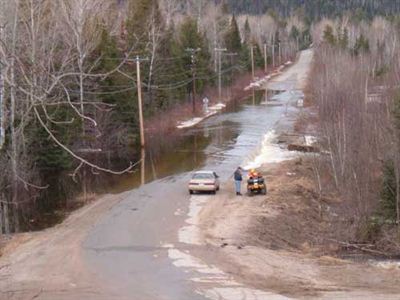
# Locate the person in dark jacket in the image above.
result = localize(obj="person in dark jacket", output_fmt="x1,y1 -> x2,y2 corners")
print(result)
234,167 -> 243,195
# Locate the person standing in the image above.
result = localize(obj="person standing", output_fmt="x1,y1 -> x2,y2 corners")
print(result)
234,167 -> 243,196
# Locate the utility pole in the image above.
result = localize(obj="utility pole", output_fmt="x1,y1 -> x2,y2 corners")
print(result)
272,44 -> 275,68
134,55 -> 147,149
0,25 -> 4,150
250,45 -> 255,80
224,52 -> 238,99
186,48 -> 201,113
215,47 -> 227,102
263,43 -> 268,74
278,42 -> 282,65
272,34 -> 276,68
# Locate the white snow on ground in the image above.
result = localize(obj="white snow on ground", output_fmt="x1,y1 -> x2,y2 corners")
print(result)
168,52 -> 311,300
243,130 -> 297,170
305,135 -> 317,146
270,90 -> 304,101
177,114 -> 215,129
369,260 -> 400,270
178,196 -> 209,245
203,288 -> 292,300
177,103 -> 226,129
169,131 -> 296,299
167,247 -> 293,300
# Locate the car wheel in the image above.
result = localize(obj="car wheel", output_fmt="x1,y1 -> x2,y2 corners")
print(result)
262,188 -> 267,195
211,190 -> 216,195
216,186 -> 220,191
189,190 -> 193,195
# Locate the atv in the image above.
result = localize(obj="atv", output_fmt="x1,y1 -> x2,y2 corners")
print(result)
247,175 -> 267,195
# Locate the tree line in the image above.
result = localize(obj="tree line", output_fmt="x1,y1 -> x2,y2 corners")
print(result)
223,0 -> 400,20
0,0 -> 303,233
310,16 -> 400,253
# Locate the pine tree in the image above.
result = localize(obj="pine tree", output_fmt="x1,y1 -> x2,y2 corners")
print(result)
94,28 -> 139,148
323,25 -> 336,46
380,160 -> 397,221
252,41 -> 264,68
177,17 -> 212,94
225,15 -> 242,53
352,34 -> 370,56
126,0 -> 160,51
338,27 -> 349,49
243,18 -> 251,44
289,25 -> 300,41
154,24 -> 187,110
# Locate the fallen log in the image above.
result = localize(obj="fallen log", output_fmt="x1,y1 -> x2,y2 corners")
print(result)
288,144 -> 319,153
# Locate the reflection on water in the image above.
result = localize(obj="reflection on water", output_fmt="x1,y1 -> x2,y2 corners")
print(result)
100,90 -> 285,194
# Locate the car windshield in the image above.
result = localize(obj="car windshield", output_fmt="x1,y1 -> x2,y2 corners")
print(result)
192,173 -> 214,180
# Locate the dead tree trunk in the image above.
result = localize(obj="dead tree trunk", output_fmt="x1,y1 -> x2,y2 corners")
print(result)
10,1 -> 19,232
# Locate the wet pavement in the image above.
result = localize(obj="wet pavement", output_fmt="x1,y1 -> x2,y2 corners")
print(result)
83,61 -> 307,299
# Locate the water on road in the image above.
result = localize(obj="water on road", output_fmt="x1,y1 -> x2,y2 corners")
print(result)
83,49 -> 312,300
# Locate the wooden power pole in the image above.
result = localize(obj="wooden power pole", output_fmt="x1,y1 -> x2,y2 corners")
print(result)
263,43 -> 268,74
186,48 -> 201,113
250,45 -> 255,80
135,56 -> 146,148
0,25 -> 4,150
278,42 -> 282,65
215,47 -> 227,102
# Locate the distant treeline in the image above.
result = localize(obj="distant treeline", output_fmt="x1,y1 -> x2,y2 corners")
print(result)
222,0 -> 400,19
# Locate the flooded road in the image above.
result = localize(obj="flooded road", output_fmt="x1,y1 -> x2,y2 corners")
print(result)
0,50 -> 312,300
83,88 -> 303,300
104,92 -> 288,193
82,50 -> 316,300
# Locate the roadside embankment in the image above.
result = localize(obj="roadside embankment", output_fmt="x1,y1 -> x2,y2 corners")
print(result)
196,136 -> 400,299
193,48 -> 400,299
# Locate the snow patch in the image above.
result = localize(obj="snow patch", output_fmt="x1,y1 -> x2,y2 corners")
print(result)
203,287 -> 292,300
178,195 -> 209,245
168,249 -> 292,300
243,130 -> 297,170
177,103 -> 226,129
305,135 -> 317,146
369,260 -> 400,270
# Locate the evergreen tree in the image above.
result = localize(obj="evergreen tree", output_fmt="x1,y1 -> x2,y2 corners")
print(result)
289,25 -> 300,41
94,28 -> 139,148
380,160 -> 397,221
243,18 -> 251,44
154,24 -> 188,110
126,0 -> 161,51
177,17 -> 212,94
338,27 -> 349,49
224,15 -> 242,53
323,25 -> 336,46
252,41 -> 264,69
352,34 -> 370,55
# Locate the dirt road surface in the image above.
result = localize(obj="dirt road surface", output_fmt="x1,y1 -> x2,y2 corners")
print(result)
196,161 -> 400,299
2,49 -> 399,300
0,193 -> 131,299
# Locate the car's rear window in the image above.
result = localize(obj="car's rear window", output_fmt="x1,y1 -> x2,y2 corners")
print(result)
192,173 -> 214,179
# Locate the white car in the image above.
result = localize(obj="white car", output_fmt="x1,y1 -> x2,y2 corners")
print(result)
188,171 -> 220,194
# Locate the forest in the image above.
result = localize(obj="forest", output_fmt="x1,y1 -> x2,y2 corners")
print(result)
0,0 -> 304,233
1,0 -> 400,256
223,0 -> 400,19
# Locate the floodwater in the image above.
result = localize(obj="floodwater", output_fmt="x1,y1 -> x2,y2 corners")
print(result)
104,90 -> 296,195
83,87 -> 304,300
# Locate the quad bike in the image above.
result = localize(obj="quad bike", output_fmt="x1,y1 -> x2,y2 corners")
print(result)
247,174 -> 267,195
